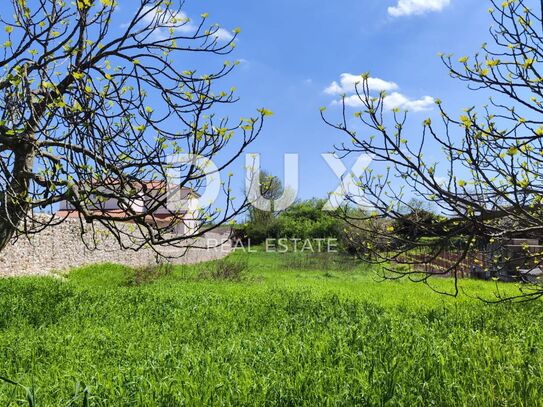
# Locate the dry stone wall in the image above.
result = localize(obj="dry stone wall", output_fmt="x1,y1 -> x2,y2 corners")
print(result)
0,218 -> 232,277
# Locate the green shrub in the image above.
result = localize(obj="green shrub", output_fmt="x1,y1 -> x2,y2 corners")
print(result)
127,263 -> 173,286
198,258 -> 248,281
241,198 -> 345,246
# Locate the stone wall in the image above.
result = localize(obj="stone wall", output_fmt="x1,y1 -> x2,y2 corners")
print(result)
0,218 -> 232,277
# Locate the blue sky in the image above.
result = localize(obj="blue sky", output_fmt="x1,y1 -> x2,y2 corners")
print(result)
120,0 -> 502,203
188,0 -> 495,201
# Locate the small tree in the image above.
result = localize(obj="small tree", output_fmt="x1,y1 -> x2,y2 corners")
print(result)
323,0 -> 543,301
0,0 -> 267,253
244,170 -> 283,243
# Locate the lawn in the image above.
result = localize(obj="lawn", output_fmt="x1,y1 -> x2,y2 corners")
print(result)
1,251 -> 542,406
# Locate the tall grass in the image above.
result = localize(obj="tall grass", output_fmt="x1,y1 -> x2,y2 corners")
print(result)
0,252 -> 541,405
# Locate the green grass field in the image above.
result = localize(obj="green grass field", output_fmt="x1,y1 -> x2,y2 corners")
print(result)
1,251 -> 542,406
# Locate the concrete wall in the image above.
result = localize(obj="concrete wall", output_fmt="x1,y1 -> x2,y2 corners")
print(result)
0,218 -> 232,277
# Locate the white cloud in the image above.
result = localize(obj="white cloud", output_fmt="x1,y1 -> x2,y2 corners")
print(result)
213,27 -> 234,42
325,73 -> 398,95
383,92 -> 434,112
388,0 -> 450,17
325,74 -> 435,113
139,7 -> 233,42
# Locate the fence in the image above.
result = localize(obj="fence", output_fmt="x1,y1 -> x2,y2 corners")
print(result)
396,241 -> 543,281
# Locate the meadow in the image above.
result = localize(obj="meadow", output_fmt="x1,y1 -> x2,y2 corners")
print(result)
0,251 -> 542,406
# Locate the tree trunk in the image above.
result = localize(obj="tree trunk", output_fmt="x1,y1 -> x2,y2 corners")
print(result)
0,148 -> 34,252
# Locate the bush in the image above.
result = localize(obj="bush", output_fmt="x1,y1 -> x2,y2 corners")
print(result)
127,263 -> 173,286
275,199 -> 341,240
241,199 -> 345,246
339,217 -> 394,257
199,258 -> 249,281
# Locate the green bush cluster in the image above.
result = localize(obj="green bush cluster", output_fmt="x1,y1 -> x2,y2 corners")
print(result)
239,199 -> 343,247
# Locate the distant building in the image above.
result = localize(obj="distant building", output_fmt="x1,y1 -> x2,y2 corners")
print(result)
56,180 -> 200,236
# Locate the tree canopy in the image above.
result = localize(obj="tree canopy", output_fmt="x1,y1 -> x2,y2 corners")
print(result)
0,0 -> 267,252
324,0 -> 543,301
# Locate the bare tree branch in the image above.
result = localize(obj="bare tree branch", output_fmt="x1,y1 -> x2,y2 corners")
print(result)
0,0 -> 265,255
